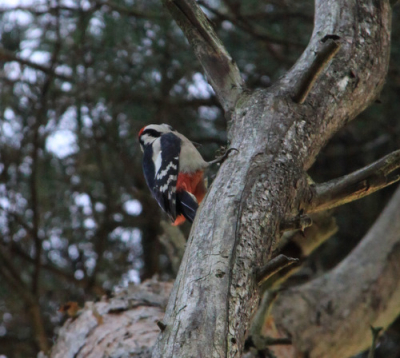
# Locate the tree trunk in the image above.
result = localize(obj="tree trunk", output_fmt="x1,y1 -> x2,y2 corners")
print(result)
48,179 -> 400,358
152,0 -> 392,357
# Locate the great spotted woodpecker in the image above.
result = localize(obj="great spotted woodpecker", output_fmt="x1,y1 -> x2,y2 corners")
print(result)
138,124 -> 235,225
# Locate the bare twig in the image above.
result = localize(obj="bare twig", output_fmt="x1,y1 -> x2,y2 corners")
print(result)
242,11 -> 313,22
0,247 -> 50,352
368,326 -> 383,358
251,291 -> 278,337
6,211 -> 36,237
30,127 -> 41,295
247,336 -> 292,351
256,255 -> 299,286
0,4 -> 80,15
0,246 -> 28,290
9,241 -> 105,295
101,0 -> 165,19
198,0 -> 306,49
292,37 -> 341,104
248,291 -> 291,352
0,1 -> 163,18
307,150 -> 400,213
277,212 -> 338,257
162,0 -> 245,113
86,131 -> 121,288
159,221 -> 186,275
261,337 -> 292,346
0,47 -> 72,82
31,14 -> 62,295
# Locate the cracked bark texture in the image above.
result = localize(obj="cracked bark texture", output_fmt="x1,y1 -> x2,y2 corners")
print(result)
152,0 -> 392,357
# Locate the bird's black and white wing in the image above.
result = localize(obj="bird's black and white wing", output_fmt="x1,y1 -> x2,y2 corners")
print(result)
176,190 -> 198,223
152,132 -> 181,221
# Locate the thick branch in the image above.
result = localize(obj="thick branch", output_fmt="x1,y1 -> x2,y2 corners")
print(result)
269,185 -> 400,358
161,0 -> 245,113
307,150 -> 400,213
152,0 -> 392,357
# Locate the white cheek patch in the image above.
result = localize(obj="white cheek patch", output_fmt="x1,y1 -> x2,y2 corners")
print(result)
141,134 -> 155,145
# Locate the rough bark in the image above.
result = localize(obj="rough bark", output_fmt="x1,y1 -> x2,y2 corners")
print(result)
152,0 -> 392,357
161,0 -> 245,113
268,185 -> 400,358
47,280 -> 172,358
306,150 -> 400,213
46,181 -> 400,358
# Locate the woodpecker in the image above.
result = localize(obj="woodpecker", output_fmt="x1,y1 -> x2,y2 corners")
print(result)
138,124 -> 235,225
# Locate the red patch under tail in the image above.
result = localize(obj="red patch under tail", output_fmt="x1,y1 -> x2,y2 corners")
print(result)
173,170 -> 206,225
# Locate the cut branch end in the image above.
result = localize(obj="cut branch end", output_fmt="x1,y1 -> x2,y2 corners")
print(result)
157,321 -> 167,331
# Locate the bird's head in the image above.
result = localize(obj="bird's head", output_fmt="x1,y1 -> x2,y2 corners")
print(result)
138,123 -> 175,150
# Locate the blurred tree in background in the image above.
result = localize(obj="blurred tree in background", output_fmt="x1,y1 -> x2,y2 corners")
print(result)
0,0 -> 399,357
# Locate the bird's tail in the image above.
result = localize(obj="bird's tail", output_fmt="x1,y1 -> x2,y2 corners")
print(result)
176,190 -> 198,223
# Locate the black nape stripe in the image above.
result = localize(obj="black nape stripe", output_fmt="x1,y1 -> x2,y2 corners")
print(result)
141,129 -> 162,138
